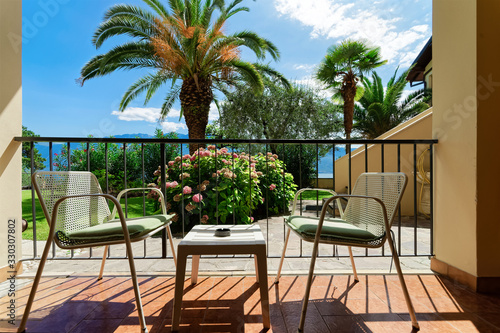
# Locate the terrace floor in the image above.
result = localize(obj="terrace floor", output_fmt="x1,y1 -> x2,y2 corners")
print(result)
2,273 -> 500,332
5,203 -> 470,332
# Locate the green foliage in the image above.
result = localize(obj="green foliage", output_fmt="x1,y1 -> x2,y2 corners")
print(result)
215,77 -> 340,188
53,131 -> 179,194
148,146 -> 297,232
22,126 -> 46,172
316,39 -> 386,139
218,78 -> 341,141
354,68 -> 431,139
80,0 -> 282,140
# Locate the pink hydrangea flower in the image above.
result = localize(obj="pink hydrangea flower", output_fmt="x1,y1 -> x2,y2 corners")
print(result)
170,181 -> 178,188
192,193 -> 203,203
220,148 -> 228,154
175,156 -> 181,162
233,153 -> 238,158
182,186 -> 192,194
250,163 -> 256,168
203,150 -> 212,157
168,161 -> 174,166
182,154 -> 190,160
207,145 -> 216,150
182,163 -> 189,168
270,157 -> 276,162
269,184 -> 276,191
190,155 -> 197,162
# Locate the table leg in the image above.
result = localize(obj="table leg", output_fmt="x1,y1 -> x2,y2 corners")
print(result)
191,255 -> 200,285
256,249 -> 270,329
254,255 -> 259,283
172,248 -> 188,331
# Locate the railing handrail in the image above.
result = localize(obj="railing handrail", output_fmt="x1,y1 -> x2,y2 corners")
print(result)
14,136 -> 438,145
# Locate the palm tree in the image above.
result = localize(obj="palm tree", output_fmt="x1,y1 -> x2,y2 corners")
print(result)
354,68 -> 431,139
316,39 -> 386,139
80,0 -> 280,153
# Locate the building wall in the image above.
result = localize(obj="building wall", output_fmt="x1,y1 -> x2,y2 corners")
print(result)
432,0 -> 478,277
0,0 -> 23,280
332,108 -> 433,216
476,0 -> 500,279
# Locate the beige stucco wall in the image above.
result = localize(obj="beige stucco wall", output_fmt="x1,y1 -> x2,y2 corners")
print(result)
0,0 -> 23,280
433,0 -> 478,276
332,108 -> 433,216
476,0 -> 500,278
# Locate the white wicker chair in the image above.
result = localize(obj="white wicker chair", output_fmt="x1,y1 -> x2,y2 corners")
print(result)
275,172 -> 419,332
18,171 -> 177,333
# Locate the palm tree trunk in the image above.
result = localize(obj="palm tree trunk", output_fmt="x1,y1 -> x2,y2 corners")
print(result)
341,71 -> 357,140
180,77 -> 213,155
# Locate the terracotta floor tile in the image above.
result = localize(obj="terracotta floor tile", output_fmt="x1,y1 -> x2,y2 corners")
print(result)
399,313 -> 461,332
85,300 -> 136,320
438,312 -> 500,333
25,301 -> 100,333
69,318 -> 123,333
280,301 -> 330,333
360,313 -> 413,333
8,274 -> 500,333
322,314 -> 368,333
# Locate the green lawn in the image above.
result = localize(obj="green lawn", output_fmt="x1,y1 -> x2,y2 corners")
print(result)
297,190 -> 336,201
22,190 -> 158,241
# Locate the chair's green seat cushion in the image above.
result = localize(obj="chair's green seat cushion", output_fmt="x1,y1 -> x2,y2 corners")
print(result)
62,214 -> 174,243
286,216 -> 380,243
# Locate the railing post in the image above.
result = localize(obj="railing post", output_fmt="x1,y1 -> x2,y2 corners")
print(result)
160,143 -> 167,258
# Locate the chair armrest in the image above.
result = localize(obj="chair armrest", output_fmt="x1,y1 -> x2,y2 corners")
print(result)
291,188 -> 343,217
111,187 -> 167,219
50,193 -> 132,241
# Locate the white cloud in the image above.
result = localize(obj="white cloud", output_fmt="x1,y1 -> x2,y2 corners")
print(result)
161,121 -> 187,133
112,104 -> 218,134
111,107 -> 162,122
208,102 -> 219,122
294,77 -> 334,99
274,0 -> 429,66
293,64 -> 316,73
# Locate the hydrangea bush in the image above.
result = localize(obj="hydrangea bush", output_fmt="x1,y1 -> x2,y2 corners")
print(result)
148,145 -> 296,232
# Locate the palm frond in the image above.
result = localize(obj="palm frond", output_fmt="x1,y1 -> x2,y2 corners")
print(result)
160,84 -> 182,120
119,71 -> 170,111
142,0 -> 170,17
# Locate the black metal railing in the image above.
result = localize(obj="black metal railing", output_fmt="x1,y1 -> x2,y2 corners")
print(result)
15,137 -> 437,261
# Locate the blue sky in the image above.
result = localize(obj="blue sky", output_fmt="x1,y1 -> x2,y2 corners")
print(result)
22,0 -> 432,138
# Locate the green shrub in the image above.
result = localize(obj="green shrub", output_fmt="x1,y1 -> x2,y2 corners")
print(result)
148,146 -> 297,232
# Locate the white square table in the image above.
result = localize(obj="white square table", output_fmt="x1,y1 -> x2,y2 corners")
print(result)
171,224 -> 270,331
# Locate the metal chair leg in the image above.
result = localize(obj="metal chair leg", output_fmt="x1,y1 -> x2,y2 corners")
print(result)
124,239 -> 148,332
348,246 -> 359,281
98,245 -> 109,280
166,224 -> 177,267
275,228 -> 291,284
387,231 -> 419,330
298,234 -> 320,332
17,231 -> 55,333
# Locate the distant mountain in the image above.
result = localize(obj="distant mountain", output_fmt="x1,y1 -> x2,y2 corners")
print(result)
112,133 -> 153,139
